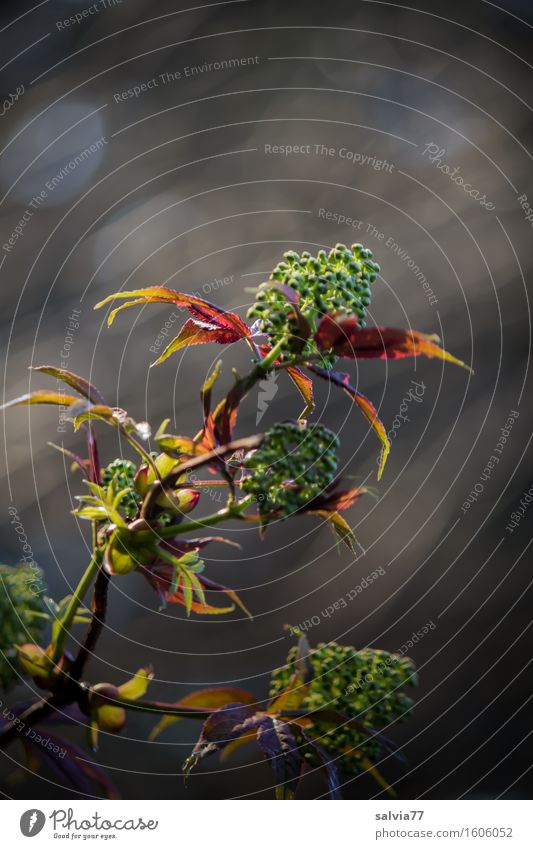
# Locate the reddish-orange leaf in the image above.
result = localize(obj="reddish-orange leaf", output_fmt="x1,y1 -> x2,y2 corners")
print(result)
309,366 -> 390,480
307,485 -> 368,513
95,286 -> 250,339
286,366 -> 315,419
151,320 -> 241,366
201,575 -> 253,620
167,588 -> 235,615
149,687 -> 257,740
315,315 -> 472,371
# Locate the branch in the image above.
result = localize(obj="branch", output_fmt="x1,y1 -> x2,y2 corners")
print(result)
0,696 -> 64,750
69,565 -> 110,681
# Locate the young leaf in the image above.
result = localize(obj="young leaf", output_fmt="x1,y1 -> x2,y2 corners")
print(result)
117,666 -> 154,700
48,442 -> 90,476
286,366 -> 315,419
155,434 -> 207,457
149,687 -> 257,741
200,575 -> 253,620
151,320 -> 241,366
315,315 -> 472,371
309,365 -> 390,480
361,756 -> 397,797
30,366 -> 106,404
95,286 -> 250,339
299,730 -> 341,800
268,631 -> 313,713
256,716 -> 304,797
304,484 -> 368,513
183,704 -> 260,777
316,510 -> 360,554
0,391 -> 81,411
68,401 -> 151,441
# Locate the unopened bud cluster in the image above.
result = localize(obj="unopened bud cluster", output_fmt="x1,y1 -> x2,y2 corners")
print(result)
247,243 -> 379,360
242,422 -> 339,519
270,640 -> 417,776
102,458 -> 141,520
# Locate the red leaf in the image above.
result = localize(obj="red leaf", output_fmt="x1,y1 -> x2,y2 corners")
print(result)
286,367 -> 315,419
166,585 -> 235,615
186,301 -> 250,339
315,315 -> 472,370
95,286 -> 250,341
306,484 -> 367,513
309,365 -> 390,480
151,320 -> 241,366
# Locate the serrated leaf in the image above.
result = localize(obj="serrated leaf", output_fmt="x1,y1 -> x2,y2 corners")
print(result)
286,366 -> 315,420
256,716 -> 304,797
151,321 -> 241,366
309,365 -> 390,480
149,687 -> 257,741
200,575 -> 253,620
315,315 -> 472,371
299,729 -> 341,799
30,366 -> 106,404
95,286 -> 250,339
0,391 -> 81,411
314,510 -> 359,554
183,704 -> 260,777
269,631 -> 313,714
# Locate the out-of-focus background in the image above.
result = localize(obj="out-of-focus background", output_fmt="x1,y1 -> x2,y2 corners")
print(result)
0,0 -> 531,800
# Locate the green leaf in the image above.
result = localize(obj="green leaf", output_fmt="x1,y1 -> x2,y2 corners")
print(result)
0,391 -> 81,411
117,666 -> 154,700
30,366 -> 106,404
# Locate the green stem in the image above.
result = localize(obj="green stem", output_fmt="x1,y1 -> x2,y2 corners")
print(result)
256,335 -> 289,371
109,696 -> 212,720
158,496 -> 253,538
121,428 -> 160,481
51,551 -> 102,665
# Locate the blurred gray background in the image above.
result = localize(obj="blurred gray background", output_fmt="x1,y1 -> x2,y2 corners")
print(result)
0,0 -> 532,799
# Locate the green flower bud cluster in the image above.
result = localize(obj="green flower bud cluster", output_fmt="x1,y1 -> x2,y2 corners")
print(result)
102,458 -> 142,520
241,422 -> 339,520
0,564 -> 47,690
269,641 -> 417,777
247,243 -> 379,361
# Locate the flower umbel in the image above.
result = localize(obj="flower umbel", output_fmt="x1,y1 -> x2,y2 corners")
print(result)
241,421 -> 340,522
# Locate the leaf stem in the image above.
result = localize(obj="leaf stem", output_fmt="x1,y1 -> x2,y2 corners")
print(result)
158,495 -> 253,538
50,550 -> 102,666
107,695 -> 212,720
256,335 -> 288,371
